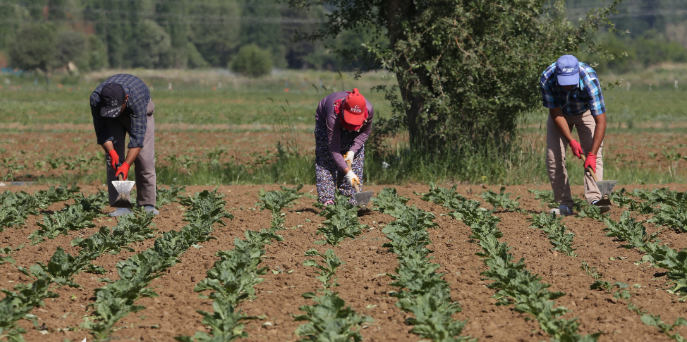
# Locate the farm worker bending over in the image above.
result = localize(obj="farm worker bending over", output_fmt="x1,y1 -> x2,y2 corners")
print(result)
315,88 -> 374,205
541,55 -> 608,216
90,74 -> 158,217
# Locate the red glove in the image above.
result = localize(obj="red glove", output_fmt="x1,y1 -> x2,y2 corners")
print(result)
115,162 -> 130,180
107,150 -> 119,170
585,153 -> 597,174
569,140 -> 583,159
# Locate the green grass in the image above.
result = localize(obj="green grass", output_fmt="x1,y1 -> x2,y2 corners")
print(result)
0,70 -> 396,128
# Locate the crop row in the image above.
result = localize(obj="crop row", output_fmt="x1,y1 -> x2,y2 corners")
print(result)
28,191 -> 108,245
529,212 -> 577,256
295,248 -> 371,341
0,185 -> 82,230
292,190 -> 371,341
177,185 -> 302,341
81,189 -> 232,341
422,185 -> 599,341
315,191 -> 367,246
374,187 -> 475,342
0,185 -> 174,342
1,207 -> 158,341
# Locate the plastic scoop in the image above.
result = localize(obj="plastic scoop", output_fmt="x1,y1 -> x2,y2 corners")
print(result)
111,164 -> 134,208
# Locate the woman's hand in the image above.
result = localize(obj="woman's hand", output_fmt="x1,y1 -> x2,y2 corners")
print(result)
345,170 -> 360,187
344,151 -> 355,163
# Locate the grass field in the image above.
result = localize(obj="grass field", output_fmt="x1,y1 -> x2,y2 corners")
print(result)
1,66 -> 686,186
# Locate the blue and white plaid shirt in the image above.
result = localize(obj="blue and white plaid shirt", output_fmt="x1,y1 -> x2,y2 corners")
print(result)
90,74 -> 151,148
540,62 -> 606,116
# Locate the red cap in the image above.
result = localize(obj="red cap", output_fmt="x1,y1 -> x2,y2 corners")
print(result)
342,88 -> 367,126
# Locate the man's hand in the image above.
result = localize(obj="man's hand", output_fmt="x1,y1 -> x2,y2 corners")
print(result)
115,162 -> 130,180
107,150 -> 119,170
585,153 -> 597,174
345,170 -> 360,187
569,140 -> 583,159
344,151 -> 355,164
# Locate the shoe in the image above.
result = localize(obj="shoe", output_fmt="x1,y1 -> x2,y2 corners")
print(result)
549,205 -> 573,216
143,206 -> 159,215
592,200 -> 611,214
109,208 -> 134,217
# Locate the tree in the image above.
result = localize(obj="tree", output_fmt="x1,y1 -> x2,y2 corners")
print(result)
124,19 -> 173,69
8,23 -> 58,72
188,0 -> 241,67
241,0 -> 285,67
230,44 -> 273,77
54,30 -> 88,72
284,0 -> 621,157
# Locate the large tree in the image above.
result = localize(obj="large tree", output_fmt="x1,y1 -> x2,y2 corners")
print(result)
284,0 -> 621,157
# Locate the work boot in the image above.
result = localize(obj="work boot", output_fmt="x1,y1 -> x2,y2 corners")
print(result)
592,200 -> 611,214
549,205 -> 573,216
109,208 -> 134,217
143,206 -> 159,215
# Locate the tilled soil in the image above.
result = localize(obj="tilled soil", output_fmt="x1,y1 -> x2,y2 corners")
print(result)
2,183 -> 687,341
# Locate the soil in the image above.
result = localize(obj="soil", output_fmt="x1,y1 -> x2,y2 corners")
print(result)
2,183 -> 687,341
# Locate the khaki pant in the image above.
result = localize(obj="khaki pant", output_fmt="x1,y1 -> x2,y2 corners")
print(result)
106,100 -> 156,207
546,110 -> 603,209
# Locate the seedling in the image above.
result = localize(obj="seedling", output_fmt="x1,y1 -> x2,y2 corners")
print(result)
256,184 -> 303,230
316,191 -> 367,245
481,187 -> 520,211
528,189 -> 557,209
302,249 -> 343,291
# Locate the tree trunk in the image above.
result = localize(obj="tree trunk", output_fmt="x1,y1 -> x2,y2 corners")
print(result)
386,0 -> 436,153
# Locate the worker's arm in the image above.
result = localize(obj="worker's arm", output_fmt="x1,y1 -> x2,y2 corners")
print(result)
123,148 -> 141,165
549,107 -> 574,143
590,113 -> 606,155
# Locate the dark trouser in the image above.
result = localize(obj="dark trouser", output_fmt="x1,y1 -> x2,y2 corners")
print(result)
106,100 -> 156,207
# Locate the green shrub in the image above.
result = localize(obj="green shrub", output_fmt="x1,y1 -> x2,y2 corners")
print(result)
230,44 -> 272,77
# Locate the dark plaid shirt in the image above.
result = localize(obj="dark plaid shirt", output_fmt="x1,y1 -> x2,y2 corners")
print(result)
90,74 -> 150,148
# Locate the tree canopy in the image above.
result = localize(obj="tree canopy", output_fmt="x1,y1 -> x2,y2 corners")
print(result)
284,0 -> 621,156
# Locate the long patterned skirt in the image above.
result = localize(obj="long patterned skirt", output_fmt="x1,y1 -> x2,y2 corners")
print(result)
314,120 -> 365,205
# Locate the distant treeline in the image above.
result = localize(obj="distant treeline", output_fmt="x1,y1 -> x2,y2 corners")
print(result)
2,0 -> 687,75
565,0 -> 687,72
0,0 -> 382,74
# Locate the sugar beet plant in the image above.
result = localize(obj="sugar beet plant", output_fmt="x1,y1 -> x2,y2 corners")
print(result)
529,212 -> 578,256
0,208 -> 157,341
0,263 -> 58,342
178,192 -> 291,341
0,185 -> 82,231
156,185 -> 186,208
602,211 -> 687,300
528,189 -> 558,209
374,187 -> 475,342
422,185 -> 599,341
28,202 -> 101,245
316,191 -> 368,245
0,191 -> 41,230
420,182 -> 466,206
84,190 -> 233,341
295,248 -> 372,342
481,187 -> 520,212
256,184 -> 303,230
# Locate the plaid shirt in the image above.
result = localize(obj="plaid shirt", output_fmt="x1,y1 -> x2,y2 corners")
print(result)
90,74 -> 150,148
540,62 -> 605,116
